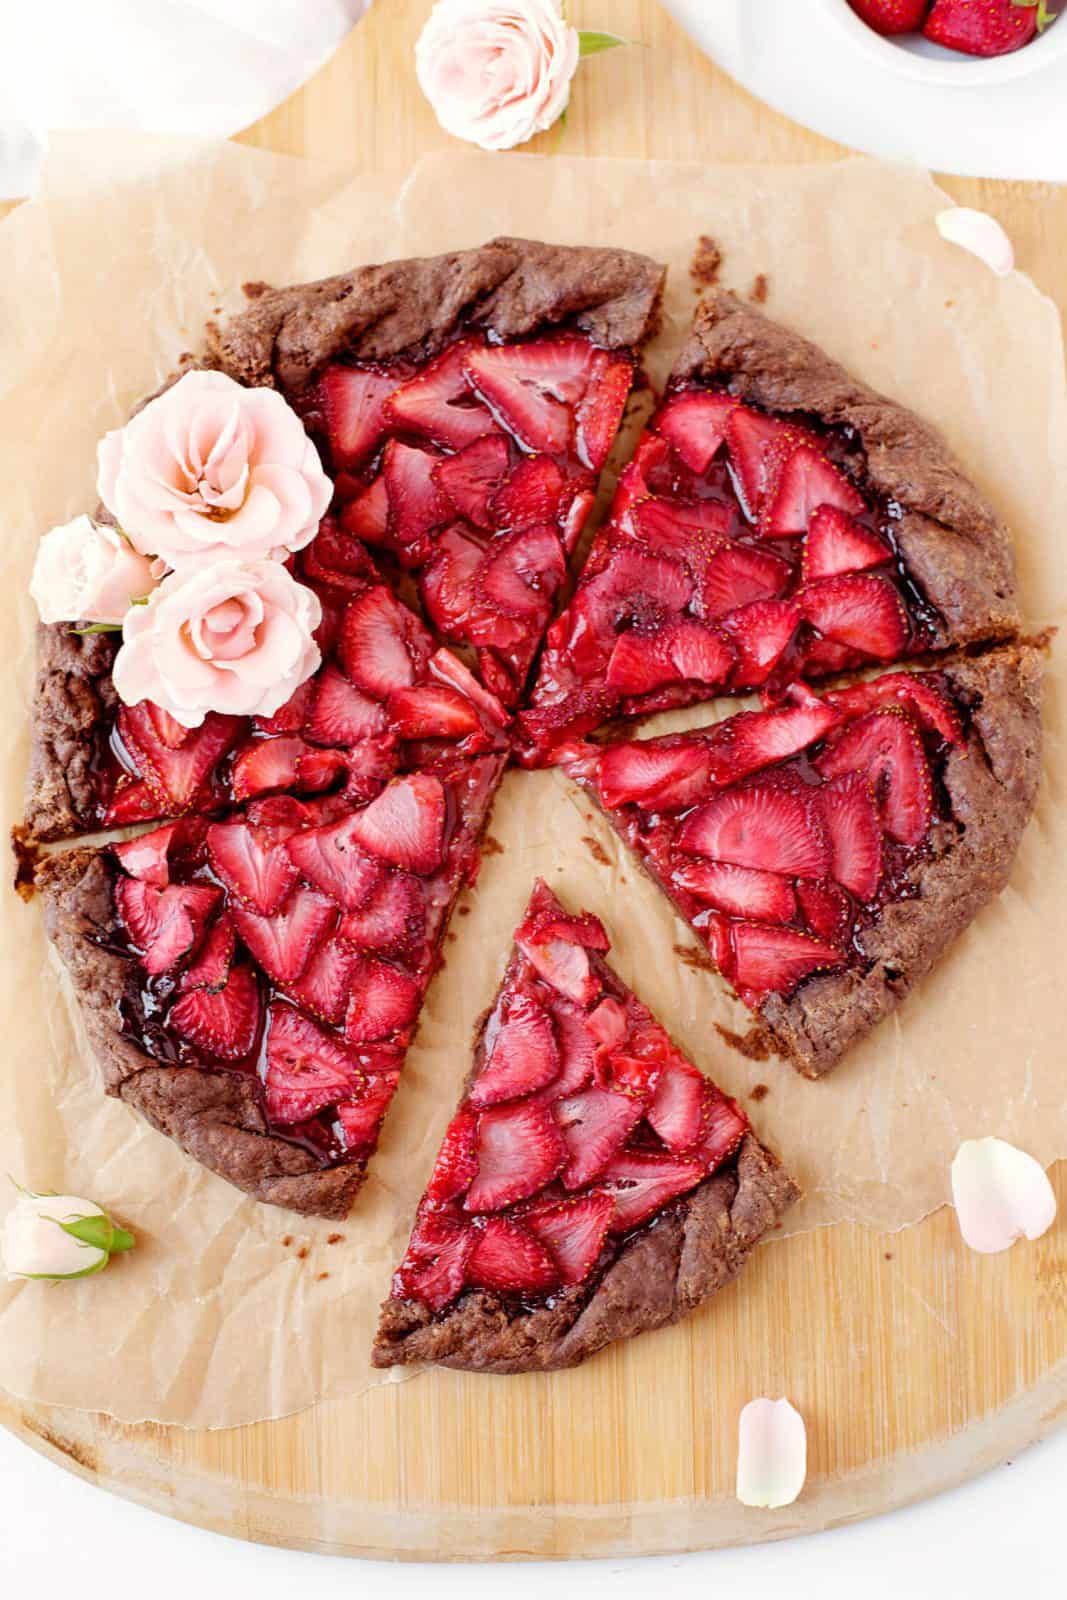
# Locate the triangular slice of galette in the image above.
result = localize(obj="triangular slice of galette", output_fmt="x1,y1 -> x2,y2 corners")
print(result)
37,754 -> 504,1218
559,645 -> 1042,1078
519,289 -> 1020,762
372,880 -> 797,1374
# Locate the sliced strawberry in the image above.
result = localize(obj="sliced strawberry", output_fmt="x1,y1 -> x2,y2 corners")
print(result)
545,1000 -> 597,1097
339,587 -> 424,700
113,822 -> 179,887
613,433 -> 672,514
693,1087 -> 749,1169
800,573 -> 909,659
387,683 -> 481,741
490,454 -> 565,530
345,956 -> 420,1045
519,906 -> 610,952
573,547 -> 694,657
433,434 -> 510,529
231,737 -> 347,803
471,997 -> 560,1107
586,997 -> 627,1052
313,363 -> 401,468
255,679 -> 316,737
169,961 -> 260,1060
699,543 -> 791,621
561,485 -> 597,552
307,516 -> 379,582
338,871 -> 427,961
427,647 -> 510,735
705,696 -> 842,786
426,1105 -> 479,1203
700,912 -> 735,977
177,914 -> 236,990
516,930 -> 598,1006
382,440 -> 449,562
596,739 -> 713,812
285,813 -> 383,911
817,771 -> 883,901
677,785 -> 830,877
341,736 -> 397,804
114,878 -> 221,975
421,525 -> 487,635
796,878 -> 853,944
576,349 -> 634,470
464,1099 -> 566,1212
397,1214 -> 475,1313
280,936 -> 361,1026
466,1217 -> 558,1294
721,598 -> 800,685
661,619 -> 736,687
146,704 -> 188,749
601,1150 -> 705,1232
465,338 -> 594,455
339,473 -> 390,544
477,524 -> 565,620
731,921 -> 843,1002
555,1086 -> 644,1189
674,860 -> 796,923
816,708 -> 932,846
102,777 -> 163,828
725,407 -> 799,517
604,630 -> 676,696
626,495 -> 732,560
826,671 -> 965,746
264,1003 -> 366,1124
524,1191 -> 614,1286
647,1059 -> 707,1153
347,773 -> 446,875
305,664 -> 388,747
119,704 -> 241,811
335,1070 -> 401,1153
207,816 -> 300,915
763,443 -> 865,537
231,885 -> 337,984
803,504 -> 891,581
384,339 -> 497,452
655,389 -> 737,474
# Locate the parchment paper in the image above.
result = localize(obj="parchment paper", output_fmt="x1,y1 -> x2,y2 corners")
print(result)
0,137 -> 1064,1428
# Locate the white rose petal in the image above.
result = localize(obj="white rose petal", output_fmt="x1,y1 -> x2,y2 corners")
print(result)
30,514 -> 157,626
736,1397 -> 807,1509
935,208 -> 1015,277
951,1137 -> 1056,1255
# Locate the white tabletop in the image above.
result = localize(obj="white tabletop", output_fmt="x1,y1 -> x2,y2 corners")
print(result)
2,1418 -> 1061,1589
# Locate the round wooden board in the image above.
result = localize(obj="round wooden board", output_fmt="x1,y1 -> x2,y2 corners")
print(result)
4,0 -> 1067,1561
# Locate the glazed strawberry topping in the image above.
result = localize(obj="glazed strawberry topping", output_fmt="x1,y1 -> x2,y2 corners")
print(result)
559,667 -> 966,1009
391,881 -> 749,1313
304,331 -> 637,706
111,754 -> 505,1167
520,385 -> 940,761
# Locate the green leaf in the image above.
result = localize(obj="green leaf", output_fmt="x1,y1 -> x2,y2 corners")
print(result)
109,1226 -> 136,1254
578,30 -> 630,56
70,622 -> 122,635
56,1213 -> 114,1252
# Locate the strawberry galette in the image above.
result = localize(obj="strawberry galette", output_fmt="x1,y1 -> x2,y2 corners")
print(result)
372,881 -> 798,1373
520,290 -> 1019,761
561,645 -> 1042,1078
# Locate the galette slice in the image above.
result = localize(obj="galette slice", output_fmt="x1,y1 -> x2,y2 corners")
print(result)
519,288 -> 1019,761
559,645 -> 1041,1078
37,754 -> 504,1218
26,530 -> 509,842
372,880 -> 798,1374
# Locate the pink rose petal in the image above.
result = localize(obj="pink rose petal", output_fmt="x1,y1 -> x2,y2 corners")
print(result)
935,208 -> 1014,277
736,1397 -> 806,1510
951,1137 -> 1056,1255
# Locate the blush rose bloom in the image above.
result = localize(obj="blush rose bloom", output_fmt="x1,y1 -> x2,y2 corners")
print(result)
416,0 -> 579,152
97,370 -> 332,571
113,558 -> 323,728
30,514 -> 157,625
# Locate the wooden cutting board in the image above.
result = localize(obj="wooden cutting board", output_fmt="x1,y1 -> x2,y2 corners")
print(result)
4,0 -> 1067,1560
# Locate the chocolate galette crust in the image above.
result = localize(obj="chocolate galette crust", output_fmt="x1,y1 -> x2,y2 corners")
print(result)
675,289 -> 1019,651
36,847 -> 365,1219
23,624 -> 120,844
371,1134 -> 797,1374
760,643 -> 1044,1077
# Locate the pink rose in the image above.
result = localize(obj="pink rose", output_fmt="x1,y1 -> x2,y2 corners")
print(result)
416,0 -> 579,152
97,370 -> 332,571
30,514 -> 157,625
113,559 -> 322,728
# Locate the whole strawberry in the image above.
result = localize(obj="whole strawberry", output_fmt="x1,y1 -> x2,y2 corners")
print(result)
847,0 -> 930,34
923,0 -> 1056,56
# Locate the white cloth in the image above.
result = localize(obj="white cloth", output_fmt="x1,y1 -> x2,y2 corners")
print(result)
0,0 -> 373,198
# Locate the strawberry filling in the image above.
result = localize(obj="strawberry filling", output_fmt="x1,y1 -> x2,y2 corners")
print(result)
519,384 -> 940,762
110,756 -> 505,1169
390,881 -> 750,1314
559,668 -> 967,1009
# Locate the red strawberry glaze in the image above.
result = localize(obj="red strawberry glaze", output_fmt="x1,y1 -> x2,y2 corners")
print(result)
299,331 -> 638,707
108,755 -> 505,1171
558,668 -> 966,1011
390,880 -> 750,1315
519,384 -> 941,763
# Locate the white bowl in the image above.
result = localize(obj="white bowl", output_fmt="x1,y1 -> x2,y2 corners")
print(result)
820,0 -> 1067,84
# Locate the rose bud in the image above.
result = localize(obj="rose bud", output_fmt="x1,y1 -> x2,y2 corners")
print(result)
30,514 -> 157,626
2,1188 -> 135,1281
